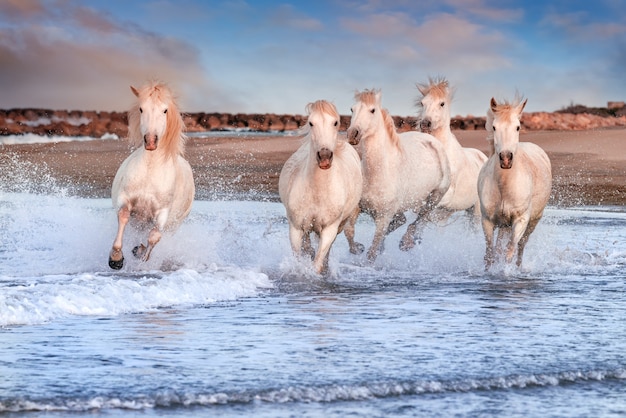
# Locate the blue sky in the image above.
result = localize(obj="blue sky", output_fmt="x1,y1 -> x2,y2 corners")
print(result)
0,0 -> 624,117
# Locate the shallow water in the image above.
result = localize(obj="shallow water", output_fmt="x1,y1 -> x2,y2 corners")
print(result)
1,187 -> 625,416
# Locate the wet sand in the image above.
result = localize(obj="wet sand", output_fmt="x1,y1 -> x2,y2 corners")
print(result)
2,128 -> 625,206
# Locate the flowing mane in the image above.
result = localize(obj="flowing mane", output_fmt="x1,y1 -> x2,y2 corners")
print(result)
416,76 -> 453,107
128,81 -> 187,158
485,95 -> 525,156
381,108 -> 401,149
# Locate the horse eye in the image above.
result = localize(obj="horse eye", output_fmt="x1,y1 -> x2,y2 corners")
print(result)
440,102 -> 445,107
309,121 -> 313,127
350,107 -> 353,113
516,126 -> 520,131
139,107 -> 143,113
370,108 -> 375,114
334,120 -> 338,127
493,126 -> 496,131
163,109 -> 168,114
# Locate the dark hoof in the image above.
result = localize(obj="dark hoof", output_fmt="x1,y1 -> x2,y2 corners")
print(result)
350,242 -> 365,255
109,256 -> 124,270
132,244 -> 147,259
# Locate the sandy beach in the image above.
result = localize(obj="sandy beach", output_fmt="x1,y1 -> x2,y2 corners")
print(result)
2,128 -> 625,206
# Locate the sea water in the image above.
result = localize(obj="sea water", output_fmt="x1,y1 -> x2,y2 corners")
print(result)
1,147 -> 625,417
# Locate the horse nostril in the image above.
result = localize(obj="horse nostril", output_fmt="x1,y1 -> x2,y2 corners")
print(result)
317,148 -> 333,169
347,128 -> 360,145
499,151 -> 513,168
499,151 -> 513,161
419,118 -> 432,132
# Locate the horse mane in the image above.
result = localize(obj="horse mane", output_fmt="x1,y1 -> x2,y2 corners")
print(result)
306,100 -> 339,123
381,108 -> 401,149
353,89 -> 378,107
485,95 -> 526,155
128,81 -> 187,158
415,76 -> 454,107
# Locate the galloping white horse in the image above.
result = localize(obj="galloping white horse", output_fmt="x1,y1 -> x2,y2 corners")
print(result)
416,77 -> 487,220
478,96 -> 551,269
279,100 -> 363,274
347,89 -> 451,261
108,81 -> 195,269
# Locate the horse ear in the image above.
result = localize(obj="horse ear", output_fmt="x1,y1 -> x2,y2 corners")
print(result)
518,98 -> 528,114
130,86 -> 140,97
416,83 -> 427,96
490,97 -> 498,111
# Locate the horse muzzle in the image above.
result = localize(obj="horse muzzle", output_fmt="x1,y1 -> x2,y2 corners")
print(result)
419,118 -> 432,134
144,134 -> 158,151
317,148 -> 333,170
346,128 -> 361,145
499,151 -> 513,169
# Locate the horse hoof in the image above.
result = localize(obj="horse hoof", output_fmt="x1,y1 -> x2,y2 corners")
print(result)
350,242 -> 365,255
132,244 -> 147,259
399,239 -> 416,251
109,256 -> 124,270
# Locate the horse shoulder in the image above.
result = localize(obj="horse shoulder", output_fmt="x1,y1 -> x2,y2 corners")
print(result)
518,143 -> 552,213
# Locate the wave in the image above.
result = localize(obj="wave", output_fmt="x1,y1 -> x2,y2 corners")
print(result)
1,367 -> 624,413
0,268 -> 272,327
0,133 -> 119,145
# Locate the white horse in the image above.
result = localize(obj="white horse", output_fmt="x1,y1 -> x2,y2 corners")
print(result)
108,81 -> 195,269
278,100 -> 363,275
347,89 -> 451,261
416,77 -> 487,220
478,96 -> 552,270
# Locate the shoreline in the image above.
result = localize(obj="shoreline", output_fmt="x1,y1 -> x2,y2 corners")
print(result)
1,128 -> 625,207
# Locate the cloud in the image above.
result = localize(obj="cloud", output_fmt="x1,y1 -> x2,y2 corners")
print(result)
270,4 -> 324,31
0,1 -> 233,112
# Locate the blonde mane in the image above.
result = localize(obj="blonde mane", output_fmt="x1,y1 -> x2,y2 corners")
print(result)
128,81 -> 187,158
416,76 -> 453,106
354,89 -> 400,149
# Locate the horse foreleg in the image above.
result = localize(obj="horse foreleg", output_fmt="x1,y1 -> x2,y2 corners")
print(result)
367,214 -> 392,261
508,216 -> 530,265
400,205 -> 431,251
481,217 -> 495,270
387,212 -> 407,234
289,226 -> 309,260
342,206 -> 364,255
109,206 -> 130,270
313,224 -> 340,275
516,218 -> 539,267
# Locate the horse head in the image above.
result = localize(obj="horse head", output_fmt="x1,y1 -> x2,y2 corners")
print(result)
487,96 -> 527,169
306,100 -> 340,170
128,82 -> 185,157
416,77 -> 453,135
347,89 -> 383,146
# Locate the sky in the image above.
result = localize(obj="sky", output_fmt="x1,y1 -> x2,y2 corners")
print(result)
0,0 -> 625,117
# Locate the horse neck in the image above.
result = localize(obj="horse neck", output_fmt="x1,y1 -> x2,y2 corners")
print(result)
360,124 -> 400,176
137,145 -> 177,166
437,128 -> 464,158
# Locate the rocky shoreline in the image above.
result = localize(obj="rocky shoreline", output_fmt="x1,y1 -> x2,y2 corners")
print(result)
1,106 -> 626,138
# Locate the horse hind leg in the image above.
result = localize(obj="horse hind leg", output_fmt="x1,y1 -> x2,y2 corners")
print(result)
109,206 -> 130,270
